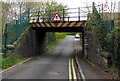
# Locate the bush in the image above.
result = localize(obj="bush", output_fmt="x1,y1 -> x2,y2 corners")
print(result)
105,27 -> 120,68
55,33 -> 66,40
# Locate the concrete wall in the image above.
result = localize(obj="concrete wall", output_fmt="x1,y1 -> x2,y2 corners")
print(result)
7,29 -> 46,58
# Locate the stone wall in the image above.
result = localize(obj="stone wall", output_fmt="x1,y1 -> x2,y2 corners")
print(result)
84,31 -> 110,69
7,29 -> 46,58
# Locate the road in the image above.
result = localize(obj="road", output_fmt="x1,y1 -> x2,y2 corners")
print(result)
3,36 -> 76,79
2,35 -> 103,80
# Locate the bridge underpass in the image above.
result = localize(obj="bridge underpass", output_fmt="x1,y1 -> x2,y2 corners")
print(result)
30,8 -> 87,56
2,7 -> 104,80
31,20 -> 86,55
3,31 -> 103,79
3,32 -> 83,79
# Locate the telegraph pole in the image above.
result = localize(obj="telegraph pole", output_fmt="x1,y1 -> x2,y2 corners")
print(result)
118,1 -> 120,26
101,4 -> 103,14
20,3 -> 22,24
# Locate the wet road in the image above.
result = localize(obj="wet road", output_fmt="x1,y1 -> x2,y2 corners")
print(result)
3,36 -> 76,79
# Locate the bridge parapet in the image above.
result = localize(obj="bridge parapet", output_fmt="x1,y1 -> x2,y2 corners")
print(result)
29,7 -> 88,23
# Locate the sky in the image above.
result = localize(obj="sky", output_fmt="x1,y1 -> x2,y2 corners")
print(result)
57,0 -> 120,11
57,0 -> 120,20
1,0 -> 119,21
1,0 -> 119,12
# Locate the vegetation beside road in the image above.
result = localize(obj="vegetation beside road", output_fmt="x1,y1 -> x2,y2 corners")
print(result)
0,57 -> 27,70
86,3 -> 120,77
46,33 -> 66,49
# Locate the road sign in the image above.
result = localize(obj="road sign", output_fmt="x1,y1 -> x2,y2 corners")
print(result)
52,13 -> 62,21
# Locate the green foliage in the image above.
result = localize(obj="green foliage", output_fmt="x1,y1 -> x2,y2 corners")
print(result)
86,2 -> 120,71
40,1 -> 67,22
86,3 -> 115,51
55,33 -> 66,40
46,33 -> 66,49
44,2 -> 67,10
105,27 -> 120,68
106,27 -> 120,52
1,56 -> 26,69
27,1 -> 67,22
92,3 -> 105,49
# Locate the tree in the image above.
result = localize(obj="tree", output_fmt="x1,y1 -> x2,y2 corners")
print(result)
41,2 -> 67,22
84,0 -> 118,20
25,1 -> 67,22
1,1 -> 67,34
1,2 -> 11,35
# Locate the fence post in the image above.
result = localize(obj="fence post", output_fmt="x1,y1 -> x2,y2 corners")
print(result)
28,8 -> 30,23
112,20 -> 114,30
49,10 -> 51,22
37,11 -> 40,22
63,9 -> 65,21
4,24 -> 7,58
16,20 -> 18,40
68,17 -> 69,21
78,7 -> 80,21
82,31 -> 85,57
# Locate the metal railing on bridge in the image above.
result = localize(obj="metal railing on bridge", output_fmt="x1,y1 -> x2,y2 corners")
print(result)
29,7 -> 88,23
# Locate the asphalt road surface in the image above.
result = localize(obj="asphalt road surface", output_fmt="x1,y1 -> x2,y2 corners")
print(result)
3,36 -> 76,79
2,35 -> 103,80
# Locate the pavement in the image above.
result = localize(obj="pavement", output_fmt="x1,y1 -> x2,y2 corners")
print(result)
2,35 -> 104,80
75,38 -> 104,79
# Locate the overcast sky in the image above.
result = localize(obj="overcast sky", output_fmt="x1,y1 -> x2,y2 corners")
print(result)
1,0 -> 120,12
1,0 -> 120,6
57,0 -> 120,11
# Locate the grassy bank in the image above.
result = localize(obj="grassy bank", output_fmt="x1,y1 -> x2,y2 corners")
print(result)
0,57 -> 27,70
46,33 -> 66,49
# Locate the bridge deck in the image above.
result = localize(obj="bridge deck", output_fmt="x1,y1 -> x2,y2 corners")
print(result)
31,21 -> 86,28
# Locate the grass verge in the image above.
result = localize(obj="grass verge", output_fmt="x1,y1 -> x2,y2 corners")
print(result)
0,57 -> 27,70
46,33 -> 66,49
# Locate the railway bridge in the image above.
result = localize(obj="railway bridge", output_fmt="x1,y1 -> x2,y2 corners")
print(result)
3,7 -> 87,57
2,4 -> 116,79
2,7 -> 89,80
29,8 -> 87,55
